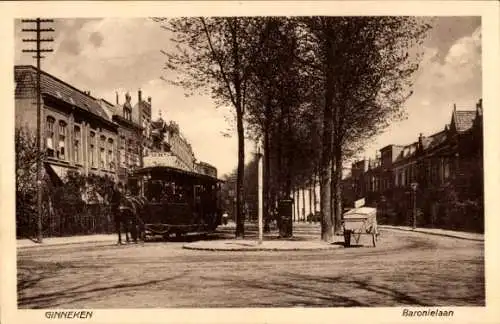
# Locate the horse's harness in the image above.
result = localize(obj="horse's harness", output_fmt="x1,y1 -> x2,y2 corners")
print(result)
119,195 -> 147,225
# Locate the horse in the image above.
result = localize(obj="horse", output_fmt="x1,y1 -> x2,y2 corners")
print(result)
111,186 -> 147,245
127,195 -> 148,242
117,195 -> 137,244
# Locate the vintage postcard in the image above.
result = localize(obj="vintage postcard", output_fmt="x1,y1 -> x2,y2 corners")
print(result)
1,1 -> 499,324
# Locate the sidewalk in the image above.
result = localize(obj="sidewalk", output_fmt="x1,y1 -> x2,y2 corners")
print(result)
379,225 -> 484,242
17,234 -> 116,249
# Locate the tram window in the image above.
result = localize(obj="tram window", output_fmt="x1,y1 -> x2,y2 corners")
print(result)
146,180 -> 163,202
161,183 -> 174,202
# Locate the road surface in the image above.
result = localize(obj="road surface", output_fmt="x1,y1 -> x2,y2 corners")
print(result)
17,224 -> 484,308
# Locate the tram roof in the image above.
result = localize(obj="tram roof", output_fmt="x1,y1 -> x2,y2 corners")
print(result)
133,165 -> 224,183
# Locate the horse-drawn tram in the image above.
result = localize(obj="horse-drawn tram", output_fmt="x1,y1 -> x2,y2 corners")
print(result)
132,165 -> 223,240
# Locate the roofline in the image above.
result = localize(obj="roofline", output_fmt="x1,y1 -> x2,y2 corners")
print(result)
132,165 -> 219,182
15,65 -> 101,102
379,144 -> 404,152
99,98 -> 116,107
42,92 -> 118,130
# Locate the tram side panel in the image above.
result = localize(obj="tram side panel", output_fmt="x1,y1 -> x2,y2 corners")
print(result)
135,167 -> 222,237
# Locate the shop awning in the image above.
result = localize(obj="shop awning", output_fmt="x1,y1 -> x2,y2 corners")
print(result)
45,163 -> 68,185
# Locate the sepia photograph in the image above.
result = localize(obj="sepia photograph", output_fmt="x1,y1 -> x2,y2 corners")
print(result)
2,1 -> 500,324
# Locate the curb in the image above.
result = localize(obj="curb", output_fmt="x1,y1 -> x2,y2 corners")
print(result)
182,241 -> 345,252
17,239 -> 116,250
379,226 -> 484,242
182,245 -> 342,252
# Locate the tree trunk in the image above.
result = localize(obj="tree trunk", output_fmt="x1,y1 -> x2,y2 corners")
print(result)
320,108 -> 333,241
232,19 -> 245,239
302,187 -> 306,222
292,188 -> 300,222
312,169 -> 317,221
330,152 -> 336,229
320,74 -> 334,241
263,104 -> 271,233
320,161 -> 333,241
333,145 -> 343,235
309,184 -> 313,223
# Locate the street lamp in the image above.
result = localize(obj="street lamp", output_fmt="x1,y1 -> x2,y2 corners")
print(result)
410,182 -> 418,230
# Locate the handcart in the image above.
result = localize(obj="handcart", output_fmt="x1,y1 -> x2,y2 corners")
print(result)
342,206 -> 379,247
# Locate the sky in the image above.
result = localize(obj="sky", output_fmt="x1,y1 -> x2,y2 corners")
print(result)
14,17 -> 482,176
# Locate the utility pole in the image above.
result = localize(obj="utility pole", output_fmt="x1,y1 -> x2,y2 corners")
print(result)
21,18 -> 54,243
257,141 -> 263,245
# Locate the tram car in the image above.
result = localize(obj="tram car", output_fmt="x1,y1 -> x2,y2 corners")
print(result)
132,165 -> 223,239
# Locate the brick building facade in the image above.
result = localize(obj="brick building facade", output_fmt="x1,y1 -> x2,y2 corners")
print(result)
16,65 -> 216,189
99,89 -> 152,186
15,65 -> 119,186
343,99 -> 483,232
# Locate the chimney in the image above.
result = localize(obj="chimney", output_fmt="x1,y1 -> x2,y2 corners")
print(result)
476,98 -> 482,111
418,133 -> 424,148
116,92 -> 119,105
138,89 -> 142,103
147,96 -> 151,104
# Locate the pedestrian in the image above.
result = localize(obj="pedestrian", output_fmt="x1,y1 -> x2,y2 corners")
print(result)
111,183 -> 127,245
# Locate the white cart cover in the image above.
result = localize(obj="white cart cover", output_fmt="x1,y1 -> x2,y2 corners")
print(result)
342,207 -> 378,234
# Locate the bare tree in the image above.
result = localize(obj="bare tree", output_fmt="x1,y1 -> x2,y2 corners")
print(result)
155,17 -> 266,238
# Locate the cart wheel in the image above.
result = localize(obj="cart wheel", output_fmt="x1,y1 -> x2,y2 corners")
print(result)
372,233 -> 376,247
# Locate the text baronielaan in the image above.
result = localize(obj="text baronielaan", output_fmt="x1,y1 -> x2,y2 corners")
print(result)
402,308 -> 454,317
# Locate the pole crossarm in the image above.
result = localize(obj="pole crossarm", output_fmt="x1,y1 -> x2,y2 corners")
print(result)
21,28 -> 55,32
23,38 -> 55,42
21,19 -> 54,23
20,17 -> 54,244
22,49 -> 53,52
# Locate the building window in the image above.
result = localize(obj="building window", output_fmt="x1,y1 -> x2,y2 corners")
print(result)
100,135 -> 106,169
74,125 -> 81,164
120,150 -> 126,168
128,139 -> 134,167
107,138 -> 114,170
89,131 -> 96,168
430,159 -> 438,185
58,121 -> 67,160
444,158 -> 450,180
119,135 -> 126,168
46,116 -> 55,157
100,147 -> 105,169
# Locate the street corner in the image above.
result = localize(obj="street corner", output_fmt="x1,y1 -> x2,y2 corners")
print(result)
182,239 -> 346,251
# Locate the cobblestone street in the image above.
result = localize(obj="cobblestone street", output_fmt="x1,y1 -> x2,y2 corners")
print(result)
17,224 -> 484,308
